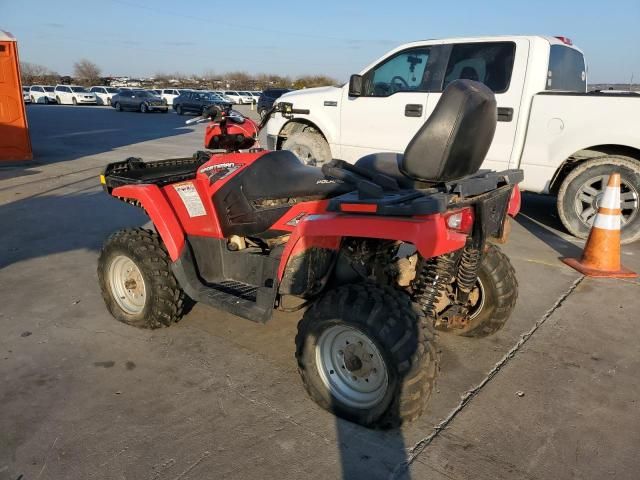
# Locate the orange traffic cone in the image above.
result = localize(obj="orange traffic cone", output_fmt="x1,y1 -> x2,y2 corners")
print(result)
562,173 -> 637,278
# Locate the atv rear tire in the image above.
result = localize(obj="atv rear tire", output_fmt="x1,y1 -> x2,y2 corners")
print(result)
282,130 -> 332,167
98,228 -> 187,329
436,244 -> 518,337
295,284 -> 439,428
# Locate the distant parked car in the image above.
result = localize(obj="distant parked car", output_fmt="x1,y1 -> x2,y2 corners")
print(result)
173,91 -> 230,115
89,86 -> 119,106
212,91 -> 235,103
160,88 -> 183,106
257,88 -> 292,118
54,85 -> 97,105
223,91 -> 245,104
23,86 -> 31,103
249,91 -> 262,103
29,85 -> 57,104
111,89 -> 168,113
149,89 -> 162,96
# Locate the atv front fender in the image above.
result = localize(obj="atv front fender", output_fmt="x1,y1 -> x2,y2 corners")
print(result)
277,213 -> 467,280
111,184 -> 185,261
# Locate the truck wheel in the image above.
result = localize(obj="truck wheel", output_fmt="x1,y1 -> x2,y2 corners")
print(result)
98,228 -> 187,329
557,156 -> 640,244
282,130 -> 332,167
140,102 -> 148,113
114,102 -> 122,111
176,105 -> 183,115
295,284 -> 439,428
435,244 -> 518,337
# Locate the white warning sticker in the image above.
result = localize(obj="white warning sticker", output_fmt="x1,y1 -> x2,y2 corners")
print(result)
173,182 -> 206,217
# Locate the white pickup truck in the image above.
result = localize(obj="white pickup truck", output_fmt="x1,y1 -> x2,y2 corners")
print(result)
265,35 -> 640,243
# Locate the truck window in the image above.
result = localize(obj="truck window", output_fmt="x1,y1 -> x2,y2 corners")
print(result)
362,48 -> 431,97
546,45 -> 586,92
443,42 -> 515,93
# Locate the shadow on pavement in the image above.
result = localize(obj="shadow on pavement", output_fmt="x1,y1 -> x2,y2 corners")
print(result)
516,192 -> 583,258
0,190 -> 146,269
0,105 -> 193,181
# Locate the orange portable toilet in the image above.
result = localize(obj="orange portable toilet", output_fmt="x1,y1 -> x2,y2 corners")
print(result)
0,30 -> 32,161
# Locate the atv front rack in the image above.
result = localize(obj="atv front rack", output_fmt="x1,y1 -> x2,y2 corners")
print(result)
101,152 -> 211,191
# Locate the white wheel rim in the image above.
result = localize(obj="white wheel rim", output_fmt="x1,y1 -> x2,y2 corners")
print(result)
108,255 -> 146,314
315,325 -> 388,408
575,175 -> 639,227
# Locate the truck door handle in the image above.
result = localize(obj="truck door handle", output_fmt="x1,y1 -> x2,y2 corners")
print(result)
405,104 -> 423,117
497,107 -> 514,122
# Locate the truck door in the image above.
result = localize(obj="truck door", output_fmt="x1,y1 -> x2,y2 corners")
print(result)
422,40 -> 529,172
339,46 -> 435,163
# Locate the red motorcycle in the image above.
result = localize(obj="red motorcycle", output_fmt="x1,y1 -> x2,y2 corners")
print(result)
98,80 -> 522,428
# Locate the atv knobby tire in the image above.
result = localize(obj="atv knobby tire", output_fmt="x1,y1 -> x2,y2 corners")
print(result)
437,244 -> 518,337
295,284 -> 439,428
98,228 -> 187,329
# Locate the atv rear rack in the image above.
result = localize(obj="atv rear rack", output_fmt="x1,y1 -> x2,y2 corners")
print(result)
326,163 -> 523,217
101,152 -> 211,190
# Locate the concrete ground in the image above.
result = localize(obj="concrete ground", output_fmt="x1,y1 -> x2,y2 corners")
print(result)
1,104 -> 639,480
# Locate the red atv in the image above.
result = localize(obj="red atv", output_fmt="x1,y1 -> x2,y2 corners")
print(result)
98,80 -> 522,428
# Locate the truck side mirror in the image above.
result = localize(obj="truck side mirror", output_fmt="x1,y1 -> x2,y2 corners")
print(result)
348,74 -> 363,97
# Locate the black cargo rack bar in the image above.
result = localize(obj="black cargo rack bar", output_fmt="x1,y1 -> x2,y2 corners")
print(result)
102,153 -> 211,190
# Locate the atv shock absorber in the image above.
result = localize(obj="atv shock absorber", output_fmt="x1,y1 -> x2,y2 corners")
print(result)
455,241 -> 482,305
411,253 -> 458,319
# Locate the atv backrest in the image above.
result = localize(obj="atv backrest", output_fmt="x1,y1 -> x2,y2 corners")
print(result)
400,79 -> 497,183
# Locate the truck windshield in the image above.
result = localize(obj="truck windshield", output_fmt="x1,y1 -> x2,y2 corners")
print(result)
546,45 -> 586,92
71,87 -> 88,92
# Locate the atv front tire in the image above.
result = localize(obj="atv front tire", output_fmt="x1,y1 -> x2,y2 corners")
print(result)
295,284 -> 439,428
98,228 -> 187,329
436,244 -> 518,337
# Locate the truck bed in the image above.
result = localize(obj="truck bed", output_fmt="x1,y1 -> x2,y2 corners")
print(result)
518,92 -> 640,193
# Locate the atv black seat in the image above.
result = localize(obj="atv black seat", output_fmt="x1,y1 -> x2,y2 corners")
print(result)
400,79 -> 497,183
213,150 -> 353,237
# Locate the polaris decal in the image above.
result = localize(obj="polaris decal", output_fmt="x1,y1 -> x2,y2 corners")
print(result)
286,212 -> 307,226
199,163 -> 243,184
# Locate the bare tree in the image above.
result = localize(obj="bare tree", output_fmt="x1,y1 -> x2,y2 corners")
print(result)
20,62 -> 59,85
292,75 -> 337,89
73,59 -> 101,85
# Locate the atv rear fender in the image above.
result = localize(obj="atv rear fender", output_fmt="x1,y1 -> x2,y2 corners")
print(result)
277,213 -> 468,280
111,184 -> 185,261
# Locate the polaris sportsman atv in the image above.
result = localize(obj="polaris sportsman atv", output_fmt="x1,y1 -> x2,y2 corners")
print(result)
98,80 -> 522,428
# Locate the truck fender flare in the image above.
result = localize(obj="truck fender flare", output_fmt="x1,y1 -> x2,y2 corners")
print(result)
111,184 -> 185,261
278,118 -> 332,146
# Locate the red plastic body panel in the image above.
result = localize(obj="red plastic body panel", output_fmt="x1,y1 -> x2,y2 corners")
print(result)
111,184 -> 185,260
204,116 -> 259,149
276,212 -> 467,280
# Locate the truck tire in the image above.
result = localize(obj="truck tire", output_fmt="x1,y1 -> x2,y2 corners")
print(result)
295,284 -> 439,428
435,244 -> 518,337
98,228 -> 187,329
282,130 -> 332,167
557,156 -> 640,244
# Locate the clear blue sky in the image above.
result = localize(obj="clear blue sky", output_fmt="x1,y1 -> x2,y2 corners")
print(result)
3,0 -> 639,83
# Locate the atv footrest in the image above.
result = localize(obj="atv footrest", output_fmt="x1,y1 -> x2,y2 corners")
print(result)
195,281 -> 270,323
171,245 -> 277,324
212,280 -> 258,301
